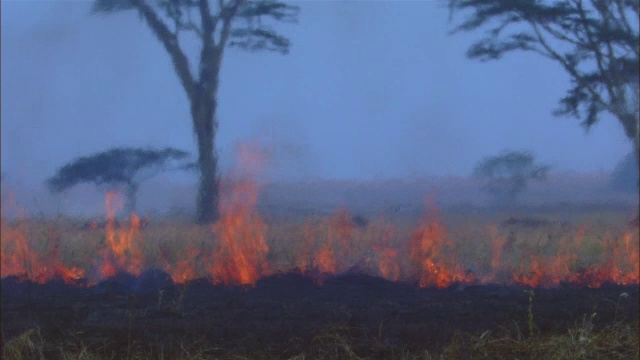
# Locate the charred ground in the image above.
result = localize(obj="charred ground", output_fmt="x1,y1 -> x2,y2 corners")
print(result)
2,271 -> 638,359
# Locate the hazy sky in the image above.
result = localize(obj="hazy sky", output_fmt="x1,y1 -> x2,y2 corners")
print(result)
1,0 -> 632,187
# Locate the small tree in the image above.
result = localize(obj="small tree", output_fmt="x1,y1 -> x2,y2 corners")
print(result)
473,150 -> 550,207
47,147 -> 194,214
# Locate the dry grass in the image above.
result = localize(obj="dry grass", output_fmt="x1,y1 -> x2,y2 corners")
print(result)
2,208 -> 638,359
2,327 -> 46,360
441,318 -> 639,360
1,208 -> 638,286
3,319 -> 637,359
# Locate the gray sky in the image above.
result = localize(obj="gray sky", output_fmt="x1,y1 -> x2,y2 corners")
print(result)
1,0 -> 632,188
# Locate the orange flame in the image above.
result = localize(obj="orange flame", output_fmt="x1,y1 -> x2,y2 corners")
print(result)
1,175 -> 638,290
98,191 -> 143,279
373,221 -> 399,281
1,196 -> 85,285
210,143 -> 269,286
409,205 -> 473,288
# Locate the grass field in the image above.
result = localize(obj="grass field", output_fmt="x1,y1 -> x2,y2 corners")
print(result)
2,191 -> 639,359
2,202 -> 638,288
2,319 -> 638,359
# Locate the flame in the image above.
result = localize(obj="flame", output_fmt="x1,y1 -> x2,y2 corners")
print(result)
98,191 -> 143,279
1,217 -> 31,280
372,221 -> 399,281
315,244 -> 337,274
376,247 -> 399,281
163,245 -> 202,284
1,171 -> 638,289
409,205 -> 473,288
311,208 -> 356,274
0,197 -> 85,285
210,143 -> 269,286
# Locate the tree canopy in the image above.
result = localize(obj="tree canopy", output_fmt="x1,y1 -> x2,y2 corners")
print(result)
449,0 -> 639,164
47,147 -> 194,214
92,0 -> 298,54
473,150 -> 550,206
48,147 -> 192,192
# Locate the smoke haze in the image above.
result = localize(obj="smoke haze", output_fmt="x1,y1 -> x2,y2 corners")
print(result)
1,1 -> 636,218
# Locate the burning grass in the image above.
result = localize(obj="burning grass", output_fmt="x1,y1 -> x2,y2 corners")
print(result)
2,141 -> 637,288
1,204 -> 637,289
3,204 -> 638,359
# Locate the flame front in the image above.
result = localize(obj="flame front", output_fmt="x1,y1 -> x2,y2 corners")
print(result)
210,143 -> 269,286
1,152 -> 638,289
98,191 -> 143,280
1,193 -> 85,284
409,208 -> 473,288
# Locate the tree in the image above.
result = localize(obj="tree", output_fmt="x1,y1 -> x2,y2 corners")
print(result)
47,147 -> 194,214
473,150 -> 550,207
610,151 -> 639,193
92,0 -> 299,223
448,0 -> 639,169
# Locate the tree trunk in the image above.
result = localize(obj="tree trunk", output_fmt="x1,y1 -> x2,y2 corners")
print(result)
633,127 -> 639,192
124,182 -> 139,215
192,96 -> 219,224
619,112 -> 639,176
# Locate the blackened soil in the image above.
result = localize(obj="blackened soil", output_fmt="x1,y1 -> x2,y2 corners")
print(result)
1,271 -> 638,358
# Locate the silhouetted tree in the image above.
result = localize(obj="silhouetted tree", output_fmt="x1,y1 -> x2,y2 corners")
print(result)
449,0 -> 639,169
610,151 -> 639,193
92,0 -> 299,223
47,147 -> 194,214
473,150 -> 550,207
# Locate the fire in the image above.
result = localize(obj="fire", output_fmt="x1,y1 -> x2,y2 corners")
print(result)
372,221 -> 399,281
171,246 -> 202,284
1,217 -> 31,280
502,223 -> 640,288
210,143 -> 269,286
98,191 -> 143,279
409,206 -> 473,288
0,201 -> 85,285
312,208 -> 355,274
1,158 -> 638,289
315,244 -> 337,274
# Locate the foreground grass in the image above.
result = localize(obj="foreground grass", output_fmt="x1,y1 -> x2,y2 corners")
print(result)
3,319 -> 638,359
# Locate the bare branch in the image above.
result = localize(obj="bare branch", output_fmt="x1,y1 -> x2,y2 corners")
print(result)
449,0 -> 638,144
130,0 -> 197,101
219,0 -> 244,49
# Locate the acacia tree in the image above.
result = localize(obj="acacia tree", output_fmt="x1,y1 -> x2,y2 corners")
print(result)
47,147 -> 194,215
93,0 -> 299,223
473,150 -> 550,207
449,0 -> 639,169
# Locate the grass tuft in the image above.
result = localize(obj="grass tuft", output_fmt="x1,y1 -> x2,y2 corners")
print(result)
2,327 -> 45,360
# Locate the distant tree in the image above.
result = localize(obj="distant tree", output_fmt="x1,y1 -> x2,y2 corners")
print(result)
473,150 -> 550,207
610,151 -> 639,193
47,147 -> 194,214
92,0 -> 299,223
448,0 -> 639,169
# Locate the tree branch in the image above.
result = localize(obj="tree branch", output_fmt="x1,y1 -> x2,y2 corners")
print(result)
219,0 -> 244,50
576,0 -> 620,113
131,0 -> 197,101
